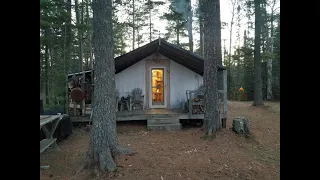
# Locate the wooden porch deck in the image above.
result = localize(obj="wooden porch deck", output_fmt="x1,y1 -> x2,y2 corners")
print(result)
71,108 -> 205,122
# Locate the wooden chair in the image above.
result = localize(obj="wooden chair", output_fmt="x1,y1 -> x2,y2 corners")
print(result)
130,88 -> 144,111
120,96 -> 130,111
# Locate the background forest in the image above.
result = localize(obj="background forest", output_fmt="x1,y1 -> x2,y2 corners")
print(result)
40,0 -> 280,108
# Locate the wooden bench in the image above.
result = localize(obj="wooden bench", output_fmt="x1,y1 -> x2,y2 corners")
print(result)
40,138 -> 57,154
40,114 -> 62,169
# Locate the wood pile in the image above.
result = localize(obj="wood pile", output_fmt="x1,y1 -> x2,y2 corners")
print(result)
192,98 -> 204,114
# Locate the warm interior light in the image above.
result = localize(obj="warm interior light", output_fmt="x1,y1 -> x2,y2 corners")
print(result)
152,69 -> 164,103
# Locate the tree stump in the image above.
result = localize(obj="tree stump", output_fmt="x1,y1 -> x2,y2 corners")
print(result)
232,117 -> 250,136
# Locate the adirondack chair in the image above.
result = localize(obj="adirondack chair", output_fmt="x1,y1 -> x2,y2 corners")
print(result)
130,88 -> 144,111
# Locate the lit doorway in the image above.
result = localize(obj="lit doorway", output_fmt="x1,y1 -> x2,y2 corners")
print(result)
150,68 -> 166,108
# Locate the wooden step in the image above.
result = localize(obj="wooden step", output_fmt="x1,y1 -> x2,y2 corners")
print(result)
147,117 -> 179,125
40,138 -> 57,154
149,114 -> 179,118
147,123 -> 182,132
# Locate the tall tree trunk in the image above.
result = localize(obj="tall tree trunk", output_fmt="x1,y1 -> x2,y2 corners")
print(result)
266,0 -> 277,100
44,29 -> 50,105
228,10 -> 235,67
223,39 -> 227,62
187,0 -> 193,52
261,1 -> 267,54
75,0 -> 84,73
216,0 -> 222,66
63,0 -> 72,110
84,0 -> 90,69
64,24 -> 69,114
66,0 -> 72,73
132,0 -> 135,50
228,0 -> 237,99
137,21 -> 140,48
50,47 -> 57,99
235,5 -> 241,92
199,15 -> 204,56
86,0 -> 93,70
199,0 -> 204,56
87,0 -> 94,97
85,0 -> 134,172
176,28 -> 180,46
40,45 -> 45,104
81,1 -> 85,74
75,0 -> 85,114
252,0 -> 264,106
203,0 -> 220,135
149,9 -> 152,42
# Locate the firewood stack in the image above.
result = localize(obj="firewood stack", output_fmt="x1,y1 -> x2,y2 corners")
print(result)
192,97 -> 204,114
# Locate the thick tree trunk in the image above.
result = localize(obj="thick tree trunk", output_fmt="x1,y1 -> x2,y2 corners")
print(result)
252,0 -> 264,106
203,0 -> 220,135
85,0 -> 134,172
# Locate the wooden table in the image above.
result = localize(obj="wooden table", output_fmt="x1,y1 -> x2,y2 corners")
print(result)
40,114 -> 62,169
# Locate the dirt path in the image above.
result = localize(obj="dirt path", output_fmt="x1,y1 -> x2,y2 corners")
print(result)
40,101 -> 280,180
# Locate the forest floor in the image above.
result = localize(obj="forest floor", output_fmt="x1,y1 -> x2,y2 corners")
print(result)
40,101 -> 280,180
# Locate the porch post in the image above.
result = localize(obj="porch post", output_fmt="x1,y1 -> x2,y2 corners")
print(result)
223,70 -> 228,118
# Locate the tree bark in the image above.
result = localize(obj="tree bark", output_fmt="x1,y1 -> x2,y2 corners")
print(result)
228,0 -> 237,99
84,0 -> 90,69
63,24 -> 69,114
252,0 -> 264,106
199,16 -> 204,57
149,9 -> 152,42
137,20 -> 140,48
266,0 -> 277,100
176,27 -> 180,46
199,0 -> 204,57
44,29 -> 50,105
65,0 -> 72,73
216,0 -> 222,66
203,0 -> 221,135
86,0 -> 93,71
187,0 -> 193,52
132,0 -> 135,50
84,0 -> 134,172
75,0 -> 84,73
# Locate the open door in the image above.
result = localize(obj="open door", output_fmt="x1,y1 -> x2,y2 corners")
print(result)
150,68 -> 166,108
